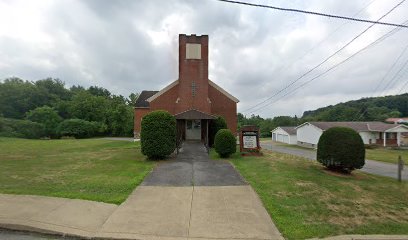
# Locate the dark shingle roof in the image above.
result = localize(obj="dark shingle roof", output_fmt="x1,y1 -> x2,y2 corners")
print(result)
135,91 -> 158,108
280,126 -> 297,135
308,121 -> 402,132
174,109 -> 216,120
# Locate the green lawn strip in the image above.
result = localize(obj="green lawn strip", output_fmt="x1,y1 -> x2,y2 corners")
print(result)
0,137 -> 155,204
211,149 -> 408,239
260,139 -> 408,165
366,148 -> 408,165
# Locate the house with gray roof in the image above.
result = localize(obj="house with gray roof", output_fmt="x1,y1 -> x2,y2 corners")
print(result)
295,121 -> 408,148
271,126 -> 297,145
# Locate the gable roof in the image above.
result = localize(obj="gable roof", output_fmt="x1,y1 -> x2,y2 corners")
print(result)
146,80 -> 179,102
271,126 -> 296,135
135,91 -> 159,108
297,121 -> 407,132
280,126 -> 297,135
385,117 -> 408,123
208,80 -> 239,103
174,109 -> 216,119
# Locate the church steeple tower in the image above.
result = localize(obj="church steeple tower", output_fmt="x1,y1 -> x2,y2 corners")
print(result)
176,34 -> 210,113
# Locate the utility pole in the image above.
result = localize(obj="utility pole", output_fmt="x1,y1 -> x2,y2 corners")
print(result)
398,155 -> 404,182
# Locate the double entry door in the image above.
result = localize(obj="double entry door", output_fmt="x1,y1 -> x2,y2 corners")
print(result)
186,119 -> 201,140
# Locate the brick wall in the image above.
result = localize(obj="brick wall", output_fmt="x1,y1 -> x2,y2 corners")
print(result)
134,108 -> 151,137
208,84 -> 238,135
149,84 -> 179,114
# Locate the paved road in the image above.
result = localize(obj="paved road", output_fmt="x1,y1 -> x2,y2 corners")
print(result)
261,142 -> 408,180
0,229 -> 63,240
142,140 -> 247,186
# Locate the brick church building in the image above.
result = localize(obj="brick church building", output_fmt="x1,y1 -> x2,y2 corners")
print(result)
134,34 -> 239,143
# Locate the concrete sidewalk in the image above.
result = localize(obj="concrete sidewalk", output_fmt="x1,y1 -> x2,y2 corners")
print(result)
0,186 -> 283,240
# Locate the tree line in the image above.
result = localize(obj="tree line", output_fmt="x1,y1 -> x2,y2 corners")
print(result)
0,77 -> 139,138
238,93 -> 408,137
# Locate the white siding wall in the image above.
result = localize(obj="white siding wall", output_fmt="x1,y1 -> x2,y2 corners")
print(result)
288,134 -> 297,145
359,132 -> 376,144
271,128 -> 297,145
296,124 -> 323,147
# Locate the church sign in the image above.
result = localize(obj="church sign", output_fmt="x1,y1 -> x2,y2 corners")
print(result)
239,125 -> 261,155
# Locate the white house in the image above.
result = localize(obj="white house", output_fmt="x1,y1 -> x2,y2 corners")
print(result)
271,126 -> 297,145
296,122 -> 408,148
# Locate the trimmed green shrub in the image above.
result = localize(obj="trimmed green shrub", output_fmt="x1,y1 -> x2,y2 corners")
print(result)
0,117 -> 45,139
209,116 -> 227,146
57,119 -> 101,138
26,106 -> 62,138
214,129 -> 236,158
141,110 -> 176,159
317,127 -> 365,172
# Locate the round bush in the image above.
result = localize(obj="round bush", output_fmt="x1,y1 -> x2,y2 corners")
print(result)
214,129 -> 236,158
209,116 -> 227,146
57,119 -> 100,138
141,110 -> 176,159
317,127 -> 365,172
0,117 -> 45,139
26,106 -> 62,138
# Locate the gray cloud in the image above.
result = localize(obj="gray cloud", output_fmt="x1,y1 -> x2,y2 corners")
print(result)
1,0 -> 407,117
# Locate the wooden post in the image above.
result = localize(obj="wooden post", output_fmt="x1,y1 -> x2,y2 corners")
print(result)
398,155 -> 404,182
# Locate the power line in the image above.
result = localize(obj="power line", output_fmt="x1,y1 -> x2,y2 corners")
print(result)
268,0 -> 377,86
352,42 -> 408,121
383,57 -> 408,92
374,43 -> 408,94
397,70 -> 408,94
242,0 -> 406,114
248,20 -> 408,115
217,0 -> 408,28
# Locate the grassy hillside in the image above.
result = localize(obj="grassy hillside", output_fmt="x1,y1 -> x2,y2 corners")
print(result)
302,93 -> 408,121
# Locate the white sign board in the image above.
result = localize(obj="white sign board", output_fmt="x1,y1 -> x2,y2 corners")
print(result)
243,136 -> 257,149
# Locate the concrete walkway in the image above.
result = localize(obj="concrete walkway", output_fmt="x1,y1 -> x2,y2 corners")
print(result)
0,141 -> 283,240
261,142 -> 408,180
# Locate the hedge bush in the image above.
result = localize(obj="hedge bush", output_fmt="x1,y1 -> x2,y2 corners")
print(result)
214,129 -> 236,158
209,116 -> 227,146
141,110 -> 176,159
317,127 -> 365,172
26,106 -> 62,138
0,117 -> 46,139
57,119 -> 101,138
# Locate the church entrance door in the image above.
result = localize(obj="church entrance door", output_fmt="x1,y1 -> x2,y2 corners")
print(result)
186,119 -> 201,140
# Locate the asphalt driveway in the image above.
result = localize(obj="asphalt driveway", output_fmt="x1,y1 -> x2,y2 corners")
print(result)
142,141 -> 247,186
261,142 -> 408,180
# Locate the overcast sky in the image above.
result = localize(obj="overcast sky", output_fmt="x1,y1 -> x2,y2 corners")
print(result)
1,0 -> 408,118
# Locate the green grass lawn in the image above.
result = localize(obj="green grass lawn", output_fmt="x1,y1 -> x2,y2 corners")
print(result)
0,137 -> 155,204
261,140 -> 407,165
366,148 -> 408,165
211,149 -> 408,239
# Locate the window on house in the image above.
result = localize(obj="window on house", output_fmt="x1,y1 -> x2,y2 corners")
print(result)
192,81 -> 196,97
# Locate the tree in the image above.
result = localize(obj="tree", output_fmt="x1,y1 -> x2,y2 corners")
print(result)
106,103 -> 133,136
0,78 -> 47,118
68,91 -> 108,122
57,119 -> 101,138
26,106 -> 62,137
35,78 -> 71,101
127,92 -> 140,106
317,127 -> 365,173
87,86 -> 111,97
